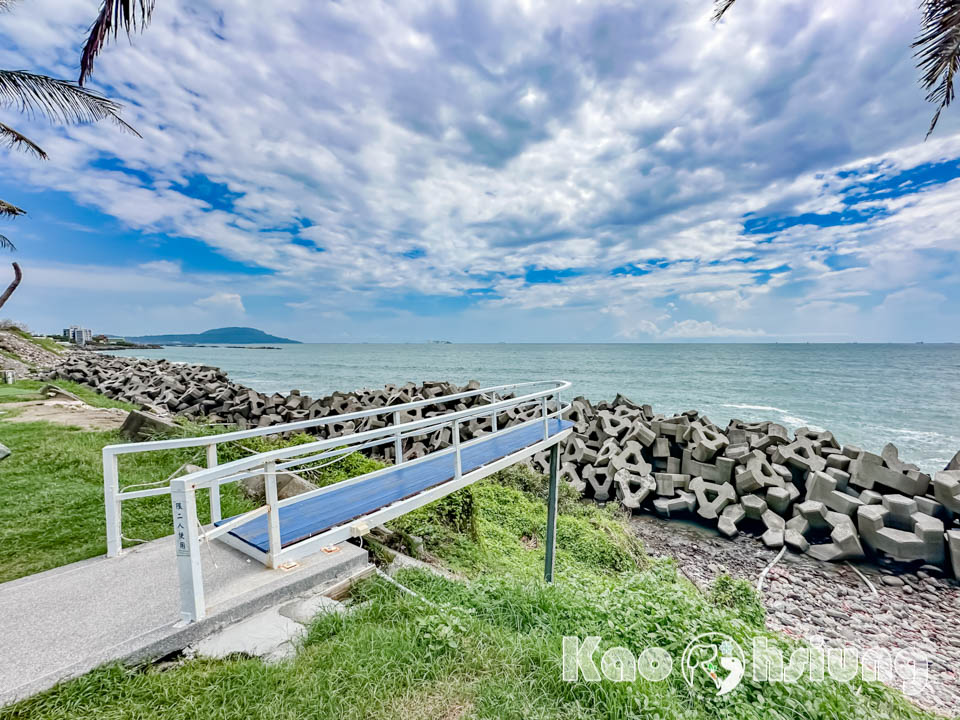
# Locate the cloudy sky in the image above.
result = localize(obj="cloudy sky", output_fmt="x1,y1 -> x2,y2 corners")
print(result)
1,0 -> 959,342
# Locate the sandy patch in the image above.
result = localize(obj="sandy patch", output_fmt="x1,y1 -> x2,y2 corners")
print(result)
0,400 -> 127,431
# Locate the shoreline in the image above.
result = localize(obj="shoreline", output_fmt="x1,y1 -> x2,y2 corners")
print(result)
46,352 -> 960,583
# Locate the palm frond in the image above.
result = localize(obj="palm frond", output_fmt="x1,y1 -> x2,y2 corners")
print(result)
0,70 -> 140,136
712,0 -> 737,22
0,122 -> 47,159
0,0 -> 18,12
914,0 -> 960,138
80,0 -> 156,86
0,234 -> 15,252
0,200 -> 25,218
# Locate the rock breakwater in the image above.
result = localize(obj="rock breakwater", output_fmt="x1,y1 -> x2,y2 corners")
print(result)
48,353 -> 960,578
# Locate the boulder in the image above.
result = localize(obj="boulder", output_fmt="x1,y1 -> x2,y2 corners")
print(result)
240,470 -> 316,503
0,442 -> 9,463
119,410 -> 179,441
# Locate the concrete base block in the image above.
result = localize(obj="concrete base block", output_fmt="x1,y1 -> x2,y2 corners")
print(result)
559,462 -> 586,493
806,470 -> 864,517
583,465 -> 613,502
849,457 -> 929,497
718,502 -> 746,537
614,469 -> 655,509
933,470 -> 960,514
741,494 -> 767,519
654,472 -> 690,496
947,530 -> 960,578
653,490 -> 697,518
690,476 -> 736,520
762,529 -> 785,549
785,529 -> 809,553
773,439 -> 826,474
765,486 -> 792,515
857,496 -> 945,565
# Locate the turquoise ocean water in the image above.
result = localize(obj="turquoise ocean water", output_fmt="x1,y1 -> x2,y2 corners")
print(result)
110,343 -> 960,474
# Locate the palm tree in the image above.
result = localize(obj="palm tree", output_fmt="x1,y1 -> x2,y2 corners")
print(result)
0,2 -> 140,310
714,0 -> 960,138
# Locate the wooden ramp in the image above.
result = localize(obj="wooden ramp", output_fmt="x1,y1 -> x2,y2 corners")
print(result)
218,419 -> 573,553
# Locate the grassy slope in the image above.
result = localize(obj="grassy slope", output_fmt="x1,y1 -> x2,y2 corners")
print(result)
1,462 -> 935,720
0,379 -> 136,409
0,406 -> 382,584
6,328 -> 65,356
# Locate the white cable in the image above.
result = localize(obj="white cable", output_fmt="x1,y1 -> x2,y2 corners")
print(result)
375,567 -> 437,607
757,546 -> 786,594
845,561 -> 879,596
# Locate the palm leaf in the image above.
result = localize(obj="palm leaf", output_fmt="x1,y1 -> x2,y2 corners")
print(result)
0,234 -> 15,252
914,0 -> 960,138
0,70 -> 139,136
0,122 -> 47,159
80,0 -> 156,86
712,0 -> 737,22
0,0 -> 18,11
0,200 -> 25,218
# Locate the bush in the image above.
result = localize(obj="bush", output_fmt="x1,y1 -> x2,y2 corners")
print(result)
707,573 -> 766,627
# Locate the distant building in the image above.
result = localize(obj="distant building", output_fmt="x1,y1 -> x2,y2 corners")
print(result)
63,325 -> 93,345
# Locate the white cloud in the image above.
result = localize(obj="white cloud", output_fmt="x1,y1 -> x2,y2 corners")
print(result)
194,292 -> 245,314
1,0 -> 958,340
660,320 -> 766,339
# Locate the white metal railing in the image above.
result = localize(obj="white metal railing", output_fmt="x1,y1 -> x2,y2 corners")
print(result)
103,380 -> 571,558
160,380 -> 572,623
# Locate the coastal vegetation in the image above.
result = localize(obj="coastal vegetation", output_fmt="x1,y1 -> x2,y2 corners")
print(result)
2,458 -> 935,720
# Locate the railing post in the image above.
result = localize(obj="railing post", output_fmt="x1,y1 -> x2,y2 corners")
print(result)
171,478 -> 205,622
541,396 -> 549,440
103,449 -> 122,557
206,443 -> 221,522
545,443 -> 560,583
491,393 -> 498,432
393,411 -> 403,465
453,420 -> 462,480
265,461 -> 282,568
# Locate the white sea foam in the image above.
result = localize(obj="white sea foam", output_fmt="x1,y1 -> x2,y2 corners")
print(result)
722,404 -> 824,431
722,403 -> 790,414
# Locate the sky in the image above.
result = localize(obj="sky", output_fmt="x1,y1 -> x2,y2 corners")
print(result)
1,0 -> 959,343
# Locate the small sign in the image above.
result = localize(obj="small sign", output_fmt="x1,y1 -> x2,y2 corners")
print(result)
174,504 -> 189,556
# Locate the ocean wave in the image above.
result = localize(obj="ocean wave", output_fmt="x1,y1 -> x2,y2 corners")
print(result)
721,403 -> 824,431
722,403 -> 790,414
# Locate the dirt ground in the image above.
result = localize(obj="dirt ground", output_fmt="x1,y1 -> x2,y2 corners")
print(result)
0,400 -> 127,431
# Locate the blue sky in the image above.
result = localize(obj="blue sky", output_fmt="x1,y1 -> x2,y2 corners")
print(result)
1,0 -> 959,342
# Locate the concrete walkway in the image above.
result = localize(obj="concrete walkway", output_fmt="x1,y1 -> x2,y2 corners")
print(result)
0,535 -> 368,706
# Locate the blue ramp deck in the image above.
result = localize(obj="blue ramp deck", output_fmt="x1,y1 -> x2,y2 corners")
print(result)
217,419 -> 573,553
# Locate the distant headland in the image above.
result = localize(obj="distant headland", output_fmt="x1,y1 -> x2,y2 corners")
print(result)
121,327 -> 301,345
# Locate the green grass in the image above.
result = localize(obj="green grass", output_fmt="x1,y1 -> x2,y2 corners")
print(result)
0,456 -> 938,720
0,379 -> 137,409
0,420 -> 255,582
5,327 -> 65,355
0,415 -> 384,584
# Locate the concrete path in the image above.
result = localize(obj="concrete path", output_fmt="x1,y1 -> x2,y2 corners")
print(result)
0,535 -> 368,706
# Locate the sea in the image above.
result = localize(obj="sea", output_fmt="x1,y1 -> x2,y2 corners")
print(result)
109,343 -> 960,475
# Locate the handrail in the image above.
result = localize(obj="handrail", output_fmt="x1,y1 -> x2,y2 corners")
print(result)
102,380 -> 564,456
175,383 -> 567,491
166,380 -> 573,623
104,380 -> 569,557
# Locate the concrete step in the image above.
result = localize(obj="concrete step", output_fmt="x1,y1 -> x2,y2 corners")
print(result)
0,535 -> 368,706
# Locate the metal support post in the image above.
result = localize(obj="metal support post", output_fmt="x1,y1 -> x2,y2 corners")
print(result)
544,443 -> 559,583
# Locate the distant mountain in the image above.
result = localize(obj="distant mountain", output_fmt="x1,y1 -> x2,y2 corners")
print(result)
125,327 -> 301,345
